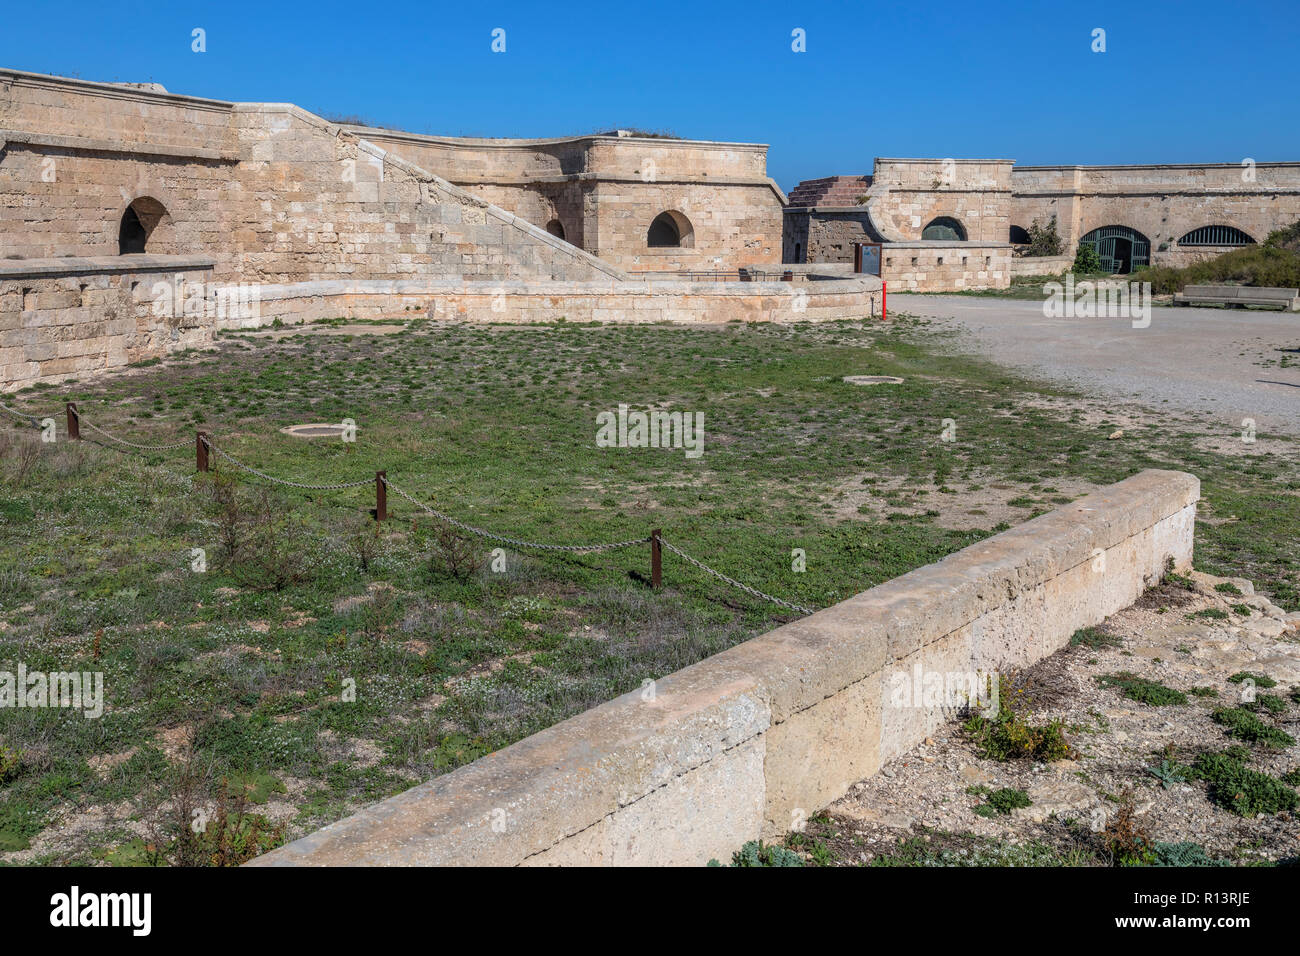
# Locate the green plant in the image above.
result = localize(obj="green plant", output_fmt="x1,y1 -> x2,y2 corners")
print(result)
1147,758 -> 1190,790
1023,215 -> 1064,257
1100,794 -> 1155,866
1151,841 -> 1231,867
1212,707 -> 1295,747
1070,626 -> 1120,650
963,696 -> 1077,763
1072,242 -> 1102,275
1096,672 -> 1187,706
0,746 -> 23,785
709,840 -> 804,867
1214,582 -> 1243,596
974,787 -> 1031,816
1191,749 -> 1298,816
1228,671 -> 1277,689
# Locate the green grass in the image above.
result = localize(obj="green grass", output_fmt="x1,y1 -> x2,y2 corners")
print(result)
1,314 -> 1298,863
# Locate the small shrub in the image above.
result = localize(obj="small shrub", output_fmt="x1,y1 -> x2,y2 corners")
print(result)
974,787 -> 1031,817
0,746 -> 22,784
1101,794 -> 1155,866
709,840 -> 804,867
1190,608 -> 1228,621
1070,626 -> 1120,650
1152,841 -> 1231,867
1072,242 -> 1102,275
1191,749 -> 1298,816
1147,758 -> 1190,790
1212,707 -> 1295,748
425,520 -> 477,581
1228,671 -> 1277,689
1024,215 -> 1063,257
1096,672 -> 1186,706
963,700 -> 1077,763
1214,582 -> 1244,596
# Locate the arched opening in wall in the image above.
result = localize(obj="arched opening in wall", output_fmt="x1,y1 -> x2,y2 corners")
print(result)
1079,225 -> 1151,274
1009,225 -> 1031,244
545,219 -> 566,241
1178,225 -> 1255,247
647,210 -> 694,248
118,197 -> 169,255
922,216 -> 966,241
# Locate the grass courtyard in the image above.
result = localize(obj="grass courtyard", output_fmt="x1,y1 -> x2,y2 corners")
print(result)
1,313 -> 1297,864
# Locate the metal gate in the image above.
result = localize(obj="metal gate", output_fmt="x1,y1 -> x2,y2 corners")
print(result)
1080,226 -> 1150,274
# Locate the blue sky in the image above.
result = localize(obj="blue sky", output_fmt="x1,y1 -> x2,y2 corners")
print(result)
2,0 -> 1297,191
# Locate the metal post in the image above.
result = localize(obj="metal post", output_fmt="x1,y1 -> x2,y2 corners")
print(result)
650,528 -> 662,590
375,471 -> 387,521
65,402 -> 80,440
782,270 -> 793,282
853,243 -> 863,274
882,281 -> 888,321
196,432 -> 209,472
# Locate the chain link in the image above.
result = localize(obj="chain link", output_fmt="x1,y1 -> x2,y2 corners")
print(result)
383,477 -> 650,553
201,438 -> 375,490
0,398 -> 42,428
80,419 -> 191,451
659,538 -> 815,616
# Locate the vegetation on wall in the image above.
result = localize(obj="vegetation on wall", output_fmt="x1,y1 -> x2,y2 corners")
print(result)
1132,220 -> 1300,294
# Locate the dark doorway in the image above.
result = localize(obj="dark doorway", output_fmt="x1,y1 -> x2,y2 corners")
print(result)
647,212 -> 681,247
119,206 -> 148,254
545,219 -> 565,240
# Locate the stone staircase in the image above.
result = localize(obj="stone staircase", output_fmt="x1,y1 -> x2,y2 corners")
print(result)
786,175 -> 872,207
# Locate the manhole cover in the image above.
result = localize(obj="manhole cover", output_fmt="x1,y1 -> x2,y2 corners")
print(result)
842,375 -> 905,386
279,423 -> 350,438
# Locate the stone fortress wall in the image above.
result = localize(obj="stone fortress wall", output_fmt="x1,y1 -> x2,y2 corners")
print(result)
0,68 -> 871,392
785,156 -> 1300,289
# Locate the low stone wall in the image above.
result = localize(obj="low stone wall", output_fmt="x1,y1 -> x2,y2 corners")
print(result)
1,255 -> 217,390
1010,254 -> 1073,277
251,469 -> 1198,867
882,241 -> 1012,291
224,275 -> 883,328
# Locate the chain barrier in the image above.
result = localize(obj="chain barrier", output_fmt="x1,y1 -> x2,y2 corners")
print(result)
5,398 -> 813,616
80,419 -> 191,452
201,437 -> 374,491
382,477 -> 650,554
0,398 -> 42,428
659,538 -> 816,616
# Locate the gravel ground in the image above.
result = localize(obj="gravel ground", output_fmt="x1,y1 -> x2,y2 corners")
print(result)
810,570 -> 1300,866
893,294 -> 1300,437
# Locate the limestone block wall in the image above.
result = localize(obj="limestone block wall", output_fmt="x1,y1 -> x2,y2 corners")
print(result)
250,469 -> 1198,867
351,127 -> 784,270
1011,163 -> 1300,267
217,275 -> 883,327
1008,254 -> 1073,277
782,208 -> 882,264
0,256 -> 217,389
882,241 -> 1011,291
865,158 -> 1015,244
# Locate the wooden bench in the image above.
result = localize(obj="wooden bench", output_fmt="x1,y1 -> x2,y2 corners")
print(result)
1173,284 -> 1300,311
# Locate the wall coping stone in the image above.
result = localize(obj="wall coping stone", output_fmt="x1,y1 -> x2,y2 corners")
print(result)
0,255 -> 217,279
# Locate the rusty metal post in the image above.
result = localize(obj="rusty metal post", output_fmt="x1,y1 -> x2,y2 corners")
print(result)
882,280 -> 888,321
650,528 -> 662,590
375,471 -> 387,521
65,402 -> 80,440
782,270 -> 794,282
853,243 -> 863,273
196,431 -> 209,472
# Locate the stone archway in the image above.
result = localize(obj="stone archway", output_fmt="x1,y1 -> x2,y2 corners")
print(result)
118,197 -> 169,254
922,216 -> 966,241
647,210 -> 694,248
